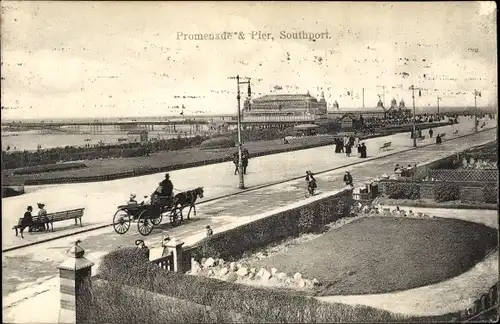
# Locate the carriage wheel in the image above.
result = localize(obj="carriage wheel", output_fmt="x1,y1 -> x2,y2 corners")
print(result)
170,208 -> 182,227
113,209 -> 131,235
137,210 -> 155,236
152,211 -> 163,226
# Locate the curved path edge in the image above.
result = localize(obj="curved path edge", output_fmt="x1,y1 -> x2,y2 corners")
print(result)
316,206 -> 499,317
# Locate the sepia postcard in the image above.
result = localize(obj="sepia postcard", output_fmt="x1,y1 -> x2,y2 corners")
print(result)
1,1 -> 498,323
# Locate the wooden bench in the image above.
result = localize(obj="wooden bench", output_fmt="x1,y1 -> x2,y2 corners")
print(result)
379,142 -> 392,152
12,208 -> 85,235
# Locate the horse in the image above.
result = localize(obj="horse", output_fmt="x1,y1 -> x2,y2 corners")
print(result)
174,187 -> 204,220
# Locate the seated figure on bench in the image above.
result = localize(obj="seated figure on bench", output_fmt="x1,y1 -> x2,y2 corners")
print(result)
16,206 -> 34,238
37,203 -> 50,231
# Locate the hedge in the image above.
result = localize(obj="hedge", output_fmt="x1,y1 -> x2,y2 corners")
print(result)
96,248 -> 407,323
199,137 -> 236,149
195,190 -> 353,261
384,182 -> 420,200
434,182 -> 460,202
12,162 -> 87,175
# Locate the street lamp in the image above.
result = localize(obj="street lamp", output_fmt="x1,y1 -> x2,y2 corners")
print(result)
474,89 -> 481,133
409,85 -> 422,148
228,75 -> 252,189
437,96 -> 442,115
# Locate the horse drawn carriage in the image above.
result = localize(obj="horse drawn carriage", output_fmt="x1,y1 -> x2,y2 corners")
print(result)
112,187 -> 204,236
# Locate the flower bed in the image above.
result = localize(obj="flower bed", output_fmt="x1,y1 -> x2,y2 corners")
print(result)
11,162 -> 87,175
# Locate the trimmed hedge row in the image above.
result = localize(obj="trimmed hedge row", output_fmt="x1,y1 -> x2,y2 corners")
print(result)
12,162 -> 87,175
384,181 -> 420,200
195,189 -> 353,261
199,137 -> 236,149
96,248 -> 406,323
434,182 -> 460,202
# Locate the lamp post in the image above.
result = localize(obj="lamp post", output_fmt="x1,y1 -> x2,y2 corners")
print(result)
474,89 -> 481,133
229,75 -> 251,189
437,96 -> 442,115
409,85 -> 422,148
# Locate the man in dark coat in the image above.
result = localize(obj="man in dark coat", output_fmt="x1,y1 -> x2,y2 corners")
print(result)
160,173 -> 174,197
343,171 -> 353,186
360,143 -> 367,158
242,148 -> 250,174
436,134 -> 442,144
429,128 -> 434,138
233,152 -> 239,175
345,144 -> 352,157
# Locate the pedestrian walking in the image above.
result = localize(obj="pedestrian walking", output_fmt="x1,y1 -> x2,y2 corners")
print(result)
161,233 -> 171,257
233,152 -> 239,175
429,128 -> 434,138
360,143 -> 367,158
343,171 -> 353,187
345,144 -> 352,157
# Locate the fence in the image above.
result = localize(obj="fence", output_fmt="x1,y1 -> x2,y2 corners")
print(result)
427,169 -> 498,182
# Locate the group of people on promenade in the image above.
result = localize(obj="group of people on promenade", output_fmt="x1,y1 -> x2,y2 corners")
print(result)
333,135 -> 367,158
233,148 -> 250,175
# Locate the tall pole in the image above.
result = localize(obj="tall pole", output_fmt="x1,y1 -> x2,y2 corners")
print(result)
383,86 -> 386,108
474,89 -> 478,133
362,88 -> 365,108
437,96 -> 440,115
236,75 -> 245,189
411,86 -> 417,147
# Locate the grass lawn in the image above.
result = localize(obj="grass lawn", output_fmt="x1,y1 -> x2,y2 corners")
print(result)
3,136 -> 334,183
252,216 -> 498,296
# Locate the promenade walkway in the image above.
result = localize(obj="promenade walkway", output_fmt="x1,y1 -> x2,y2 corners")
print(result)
2,116 -> 494,250
2,125 -> 496,323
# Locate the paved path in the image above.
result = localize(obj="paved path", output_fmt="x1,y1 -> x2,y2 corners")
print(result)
2,116 -> 494,250
2,125 -> 496,323
317,207 -> 498,317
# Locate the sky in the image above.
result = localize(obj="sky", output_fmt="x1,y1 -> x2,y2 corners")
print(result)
0,1 -> 497,119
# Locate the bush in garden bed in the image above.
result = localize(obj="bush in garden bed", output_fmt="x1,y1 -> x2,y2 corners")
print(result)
97,248 -> 406,323
385,181 -> 420,200
199,137 -> 236,150
434,182 -> 460,202
12,162 -> 87,175
483,184 -> 498,204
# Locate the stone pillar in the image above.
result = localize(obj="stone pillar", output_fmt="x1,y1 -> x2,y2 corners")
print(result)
58,240 -> 94,324
166,239 -> 184,272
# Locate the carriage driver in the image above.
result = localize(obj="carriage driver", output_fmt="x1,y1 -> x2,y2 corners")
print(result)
160,173 -> 174,198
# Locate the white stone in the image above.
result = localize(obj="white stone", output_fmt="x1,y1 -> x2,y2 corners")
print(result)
229,262 -> 237,271
271,267 -> 278,276
293,272 -> 303,281
219,267 -> 229,277
247,273 -> 255,280
207,269 -> 215,277
296,279 -> 306,288
261,269 -> 271,281
203,257 -> 215,268
257,268 -> 266,277
312,278 -> 321,286
303,279 -> 313,288
277,272 -> 288,280
217,258 -> 225,266
191,261 -> 201,274
236,267 -> 248,277
249,268 -> 256,274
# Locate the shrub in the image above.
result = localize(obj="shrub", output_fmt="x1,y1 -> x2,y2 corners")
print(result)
199,137 -> 236,150
434,182 -> 460,202
483,184 -> 498,204
385,181 -> 420,200
12,162 -> 87,175
79,278 -> 238,323
98,248 -> 406,323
